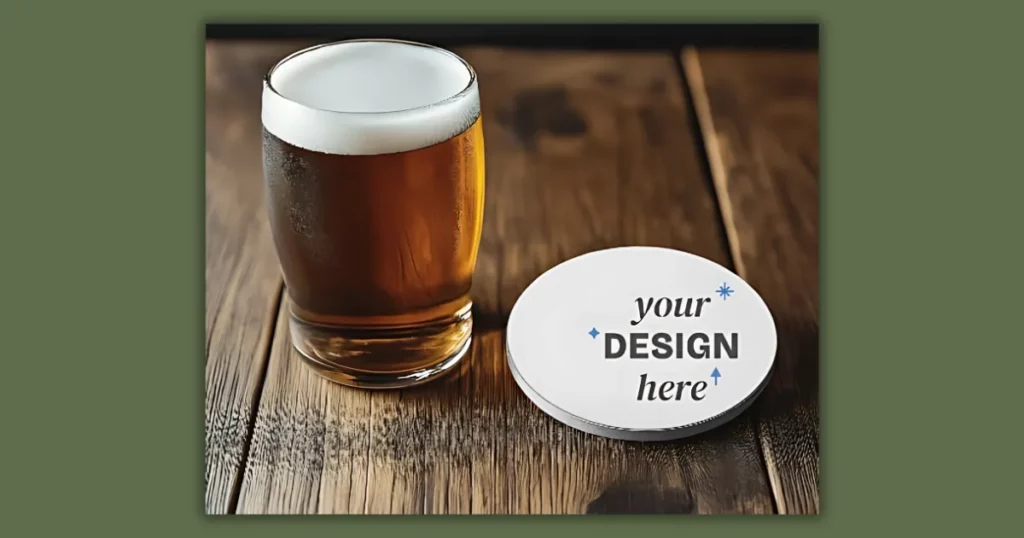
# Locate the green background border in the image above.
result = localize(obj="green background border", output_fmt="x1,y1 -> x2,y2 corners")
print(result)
4,0 -> 1017,535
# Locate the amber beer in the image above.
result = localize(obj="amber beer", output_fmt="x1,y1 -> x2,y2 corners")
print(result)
261,40 -> 485,388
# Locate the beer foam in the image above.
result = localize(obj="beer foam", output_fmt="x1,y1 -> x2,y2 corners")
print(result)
262,40 -> 480,155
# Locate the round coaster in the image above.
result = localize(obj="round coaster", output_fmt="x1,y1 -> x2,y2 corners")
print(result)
505,247 -> 777,441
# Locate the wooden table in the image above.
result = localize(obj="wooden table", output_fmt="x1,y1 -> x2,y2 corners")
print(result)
205,40 -> 819,515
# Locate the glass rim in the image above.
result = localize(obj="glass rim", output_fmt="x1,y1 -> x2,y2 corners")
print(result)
263,38 -> 478,116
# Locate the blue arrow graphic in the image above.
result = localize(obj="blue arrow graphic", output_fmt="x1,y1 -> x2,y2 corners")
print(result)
711,368 -> 721,386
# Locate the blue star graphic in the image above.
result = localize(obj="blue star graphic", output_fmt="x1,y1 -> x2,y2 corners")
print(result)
588,327 -> 600,339
716,283 -> 734,300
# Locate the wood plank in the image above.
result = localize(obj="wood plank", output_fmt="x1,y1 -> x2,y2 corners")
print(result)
464,48 -> 774,515
235,298 -> 374,514
237,297 -> 474,515
237,45 -> 775,514
204,40 -> 309,514
683,48 -> 820,514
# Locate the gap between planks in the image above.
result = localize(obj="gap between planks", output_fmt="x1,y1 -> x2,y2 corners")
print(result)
226,282 -> 283,513
672,47 -> 779,514
680,46 -> 820,514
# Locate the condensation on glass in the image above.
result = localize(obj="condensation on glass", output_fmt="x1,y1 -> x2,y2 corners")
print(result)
261,40 -> 485,388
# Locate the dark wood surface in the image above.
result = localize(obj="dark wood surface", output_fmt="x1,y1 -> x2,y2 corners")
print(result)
205,40 -> 819,515
204,41 -> 292,514
684,50 -> 820,513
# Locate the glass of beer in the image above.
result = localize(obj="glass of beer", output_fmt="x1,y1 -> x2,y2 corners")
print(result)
261,40 -> 485,389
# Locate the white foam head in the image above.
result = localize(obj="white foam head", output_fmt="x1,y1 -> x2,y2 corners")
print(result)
262,40 -> 480,155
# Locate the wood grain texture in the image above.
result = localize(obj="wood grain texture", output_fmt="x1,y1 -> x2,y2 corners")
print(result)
236,298 -> 373,514
463,48 -> 774,515
204,40 -> 310,513
234,46 -> 776,514
683,49 -> 820,514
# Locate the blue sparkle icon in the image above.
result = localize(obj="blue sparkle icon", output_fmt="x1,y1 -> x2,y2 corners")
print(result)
716,283 -> 734,300
588,327 -> 600,339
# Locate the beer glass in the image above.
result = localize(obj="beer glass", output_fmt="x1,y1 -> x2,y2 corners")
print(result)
261,40 -> 485,389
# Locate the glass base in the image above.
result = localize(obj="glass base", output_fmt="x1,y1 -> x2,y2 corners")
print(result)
288,304 -> 473,389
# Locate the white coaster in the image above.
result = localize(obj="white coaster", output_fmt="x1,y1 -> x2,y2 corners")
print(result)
505,247 -> 777,441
